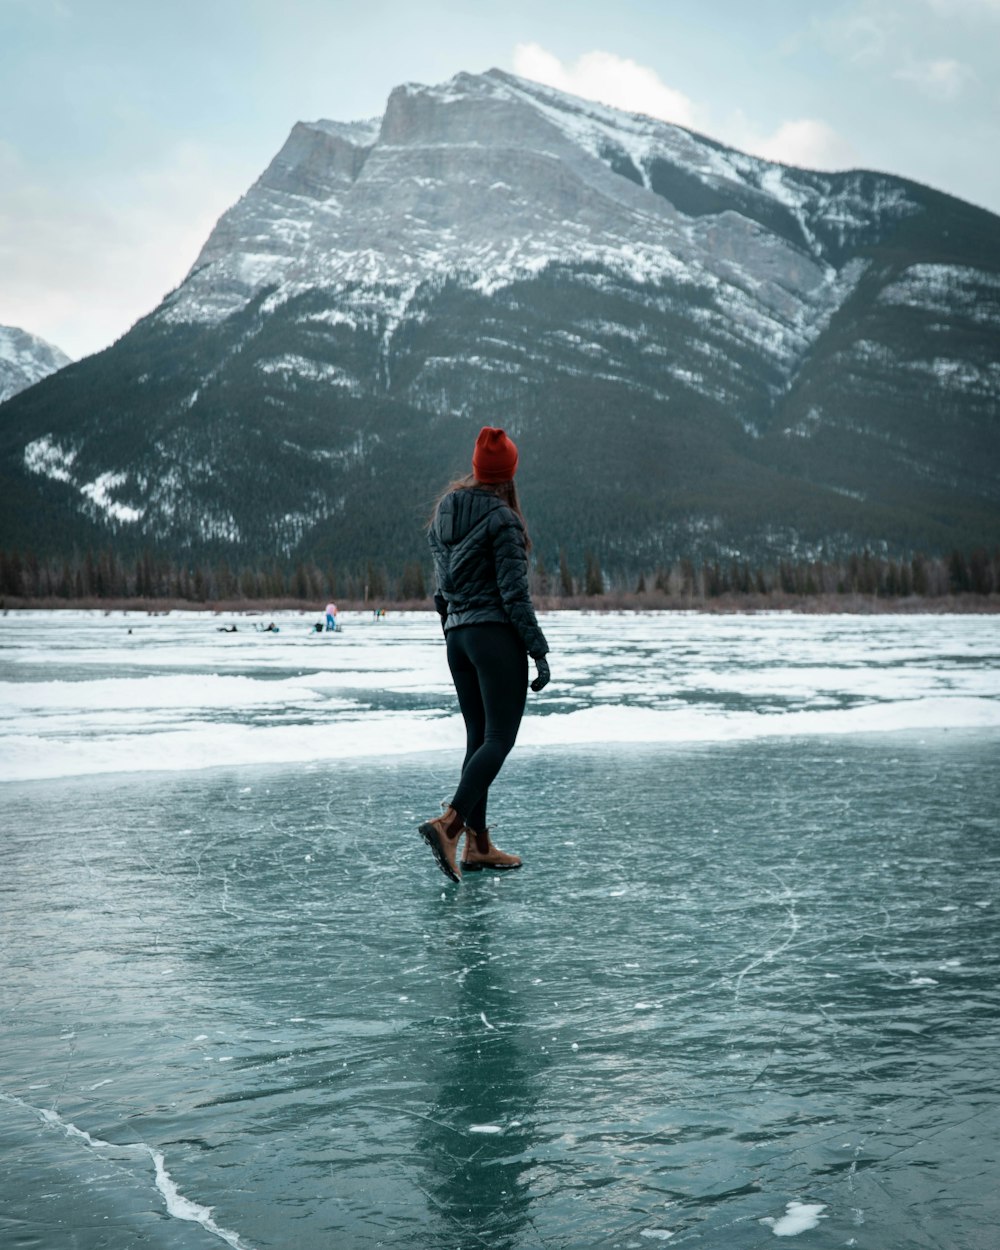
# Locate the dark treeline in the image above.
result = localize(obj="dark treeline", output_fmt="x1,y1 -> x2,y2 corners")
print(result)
2,545 -> 999,605
615,547 -> 1000,602
0,547 -> 429,604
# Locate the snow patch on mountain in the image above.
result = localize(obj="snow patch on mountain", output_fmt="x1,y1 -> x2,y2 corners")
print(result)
911,357 -> 1000,393
80,472 -> 144,524
878,264 -> 1000,321
24,435 -> 143,525
24,435 -> 77,482
257,354 -> 361,391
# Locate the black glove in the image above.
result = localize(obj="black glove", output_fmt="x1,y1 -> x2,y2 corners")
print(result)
433,592 -> 448,636
530,655 -> 550,692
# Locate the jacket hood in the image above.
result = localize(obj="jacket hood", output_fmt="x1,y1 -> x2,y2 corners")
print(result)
434,487 -> 507,546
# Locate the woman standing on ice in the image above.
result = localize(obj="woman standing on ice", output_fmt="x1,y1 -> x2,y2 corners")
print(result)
418,426 -> 550,883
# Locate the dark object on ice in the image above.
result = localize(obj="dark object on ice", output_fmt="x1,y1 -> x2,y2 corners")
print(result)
418,807 -> 464,883
217,625 -> 238,633
313,622 -> 323,633
460,828 -> 522,871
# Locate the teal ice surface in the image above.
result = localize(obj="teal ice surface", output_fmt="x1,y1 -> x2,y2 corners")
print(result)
2,736 -> 999,1249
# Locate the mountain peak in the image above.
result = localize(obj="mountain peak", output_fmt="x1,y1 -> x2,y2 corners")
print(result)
0,325 -> 71,405
7,69 -> 993,570
169,66 -> 881,334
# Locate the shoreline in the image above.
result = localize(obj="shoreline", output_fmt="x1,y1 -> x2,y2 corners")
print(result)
2,593 -> 999,615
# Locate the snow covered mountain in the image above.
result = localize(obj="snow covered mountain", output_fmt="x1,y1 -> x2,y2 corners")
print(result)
0,326 -> 71,405
1,70 -> 998,572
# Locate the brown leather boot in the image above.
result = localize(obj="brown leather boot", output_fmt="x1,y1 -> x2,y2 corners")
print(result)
418,805 -> 464,882
461,828 -> 522,872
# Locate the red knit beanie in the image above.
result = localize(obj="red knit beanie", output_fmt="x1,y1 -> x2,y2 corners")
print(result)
472,426 -> 518,483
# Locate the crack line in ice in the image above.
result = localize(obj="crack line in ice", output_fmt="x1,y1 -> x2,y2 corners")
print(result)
1,1093 -> 256,1250
731,881 -> 801,1008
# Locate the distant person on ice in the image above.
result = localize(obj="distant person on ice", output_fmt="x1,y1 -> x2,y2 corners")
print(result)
418,426 -> 550,882
325,602 -> 338,631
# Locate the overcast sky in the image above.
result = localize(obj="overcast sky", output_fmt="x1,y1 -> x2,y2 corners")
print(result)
2,0 -> 998,361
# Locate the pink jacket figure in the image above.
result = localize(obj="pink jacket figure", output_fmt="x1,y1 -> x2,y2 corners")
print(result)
325,603 -> 338,631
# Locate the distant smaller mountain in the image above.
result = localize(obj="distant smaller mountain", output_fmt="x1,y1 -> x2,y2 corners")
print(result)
0,326 -> 72,405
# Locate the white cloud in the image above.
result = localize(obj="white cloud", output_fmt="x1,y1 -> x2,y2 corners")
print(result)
747,118 -> 860,170
510,43 -> 857,174
512,42 -> 697,127
894,57 -> 976,97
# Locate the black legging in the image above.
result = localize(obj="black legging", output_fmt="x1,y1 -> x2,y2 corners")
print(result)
447,623 -> 528,834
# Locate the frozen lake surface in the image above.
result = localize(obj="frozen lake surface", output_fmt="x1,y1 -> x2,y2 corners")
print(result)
2,609 -> 999,1248
2,609 -> 1000,781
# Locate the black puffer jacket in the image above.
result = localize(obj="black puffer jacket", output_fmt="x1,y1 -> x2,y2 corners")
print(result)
429,487 -> 548,659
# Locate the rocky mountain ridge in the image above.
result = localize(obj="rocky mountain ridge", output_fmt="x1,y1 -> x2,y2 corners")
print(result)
1,69 -> 997,572
0,326 -> 71,405
165,71 -> 911,382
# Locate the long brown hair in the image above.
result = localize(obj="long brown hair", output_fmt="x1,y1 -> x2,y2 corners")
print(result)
428,473 -> 532,552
